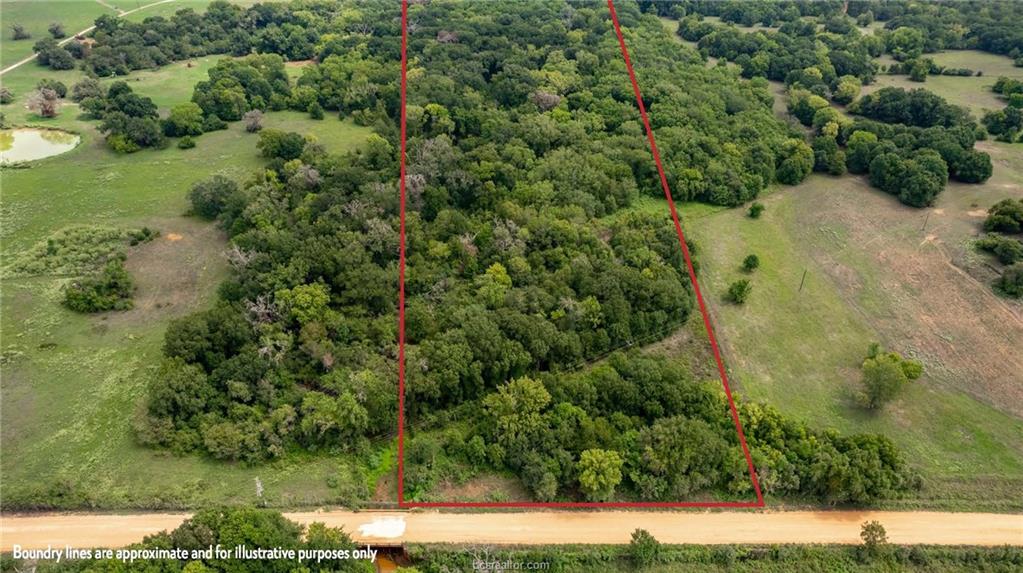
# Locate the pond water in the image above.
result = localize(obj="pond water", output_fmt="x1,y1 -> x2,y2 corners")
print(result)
0,128 -> 80,163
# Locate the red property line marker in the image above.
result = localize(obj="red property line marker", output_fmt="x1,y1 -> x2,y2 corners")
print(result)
396,0 -> 408,507
396,0 -> 764,508
606,0 -> 764,507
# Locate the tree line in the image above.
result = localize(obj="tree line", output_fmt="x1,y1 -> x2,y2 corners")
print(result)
661,0 -> 1023,61
983,77 -> 1023,143
662,1 -> 997,207
407,352 -> 918,504
31,1 -> 325,74
786,85 -> 992,206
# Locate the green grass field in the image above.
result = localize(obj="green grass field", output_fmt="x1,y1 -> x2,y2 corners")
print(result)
1,48 -> 377,509
683,170 -> 1023,511
0,1 -> 116,68
869,50 -> 1023,119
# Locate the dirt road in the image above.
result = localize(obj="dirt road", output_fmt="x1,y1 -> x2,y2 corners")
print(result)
2,510 -> 1021,550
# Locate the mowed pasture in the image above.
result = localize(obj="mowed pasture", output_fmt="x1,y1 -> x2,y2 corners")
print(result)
684,159 -> 1023,510
867,50 -> 1023,119
1,44 -> 376,507
0,1 -> 115,68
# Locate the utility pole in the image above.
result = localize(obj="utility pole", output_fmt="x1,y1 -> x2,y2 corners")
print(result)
798,269 -> 807,293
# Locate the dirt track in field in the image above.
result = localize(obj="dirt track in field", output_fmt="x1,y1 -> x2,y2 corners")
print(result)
789,175 -> 1023,417
3,510 -> 1021,550
0,0 -> 180,76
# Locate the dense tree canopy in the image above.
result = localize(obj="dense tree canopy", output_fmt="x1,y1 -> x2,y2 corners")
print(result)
82,1 -> 329,75
849,87 -> 972,129
661,0 -> 999,207
668,0 -> 1023,64
132,0 -> 919,505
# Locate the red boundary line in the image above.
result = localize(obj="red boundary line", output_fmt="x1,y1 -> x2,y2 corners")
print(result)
396,0 -> 409,507
396,0 -> 765,509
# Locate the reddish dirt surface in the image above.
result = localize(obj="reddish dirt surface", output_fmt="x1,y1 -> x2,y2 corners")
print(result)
374,469 -> 397,503
3,510 -> 1021,549
430,474 -> 530,503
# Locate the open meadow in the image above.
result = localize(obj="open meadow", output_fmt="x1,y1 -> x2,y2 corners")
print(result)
683,159 -> 1023,510
867,50 -> 1023,119
1,34 -> 378,507
0,1 -> 116,69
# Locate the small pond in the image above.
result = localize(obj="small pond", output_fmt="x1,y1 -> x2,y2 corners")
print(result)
0,128 -> 80,164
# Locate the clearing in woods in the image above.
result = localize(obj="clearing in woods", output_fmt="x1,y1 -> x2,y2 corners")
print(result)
867,50 -> 1023,118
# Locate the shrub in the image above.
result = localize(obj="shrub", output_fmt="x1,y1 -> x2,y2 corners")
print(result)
36,78 -> 67,98
909,59 -> 928,82
11,24 -> 30,40
748,202 -> 765,218
162,102 -> 204,137
202,114 -> 228,132
0,87 -> 12,104
742,254 -> 760,272
5,225 -> 138,277
48,22 -> 65,39
63,258 -> 135,313
128,227 -> 159,245
996,262 -> 1023,297
27,88 -> 60,118
106,133 -> 140,153
308,102 -> 324,120
985,198 -> 1023,233
464,435 -> 487,468
629,529 -> 660,567
976,234 -> 1023,264
243,109 -> 263,132
177,135 -> 196,149
859,521 -> 889,561
727,279 -> 753,304
70,77 -> 103,102
188,175 -> 241,220
41,45 -> 75,70
257,128 -> 306,160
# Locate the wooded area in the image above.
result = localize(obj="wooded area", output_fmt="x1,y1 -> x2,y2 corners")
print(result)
5,0 -> 1021,507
